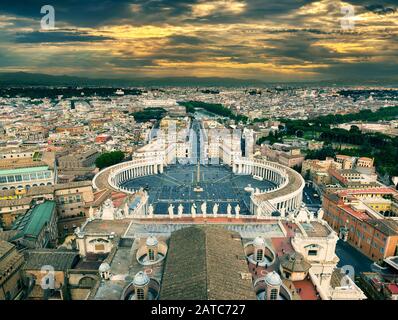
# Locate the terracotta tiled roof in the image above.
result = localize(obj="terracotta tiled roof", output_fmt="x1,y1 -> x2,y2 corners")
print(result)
279,252 -> 311,273
160,225 -> 257,300
23,249 -> 79,271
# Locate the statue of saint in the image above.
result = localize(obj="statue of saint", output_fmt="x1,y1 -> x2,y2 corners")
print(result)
212,203 -> 219,216
168,204 -> 174,218
178,204 -> 184,217
235,204 -> 240,218
191,203 -> 197,217
227,203 -> 232,217
201,202 -> 207,217
148,204 -> 154,217
317,208 -> 324,220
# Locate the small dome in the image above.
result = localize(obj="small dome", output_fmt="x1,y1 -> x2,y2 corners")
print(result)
133,271 -> 150,287
265,271 -> 282,287
280,252 -> 311,273
253,236 -> 265,247
99,262 -> 110,272
146,236 -> 158,247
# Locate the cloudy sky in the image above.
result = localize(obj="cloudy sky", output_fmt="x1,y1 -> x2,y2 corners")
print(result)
0,0 -> 397,82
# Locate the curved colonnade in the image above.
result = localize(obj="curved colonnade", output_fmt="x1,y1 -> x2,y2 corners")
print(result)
93,157 -> 164,194
92,156 -> 305,218
233,158 -> 305,217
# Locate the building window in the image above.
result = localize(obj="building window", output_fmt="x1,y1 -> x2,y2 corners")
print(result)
270,288 -> 278,300
256,249 -> 264,262
308,250 -> 318,256
148,248 -> 155,261
136,288 -> 145,300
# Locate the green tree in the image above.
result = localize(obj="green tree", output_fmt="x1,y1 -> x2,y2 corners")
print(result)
296,130 -> 304,138
95,151 -> 125,170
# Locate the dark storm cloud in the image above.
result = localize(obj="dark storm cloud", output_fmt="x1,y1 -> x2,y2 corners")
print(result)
0,0 -> 199,26
345,1 -> 397,14
0,0 -> 133,27
0,1 -> 397,81
14,30 -> 114,43
0,0 -> 350,26
1,1 -> 396,28
107,57 -> 157,68
167,35 -> 209,46
364,4 -> 396,14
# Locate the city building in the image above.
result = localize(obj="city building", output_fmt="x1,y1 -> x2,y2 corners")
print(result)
261,143 -> 304,169
357,256 -> 398,300
22,249 -> 79,300
54,181 -> 95,234
58,149 -> 99,170
323,190 -> 398,262
0,154 -> 56,191
0,240 -> 25,300
11,201 -> 58,249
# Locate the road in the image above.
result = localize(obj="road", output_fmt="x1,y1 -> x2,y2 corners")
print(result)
335,240 -> 373,274
302,185 -> 321,214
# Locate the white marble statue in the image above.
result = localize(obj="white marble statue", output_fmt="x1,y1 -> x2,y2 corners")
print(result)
101,199 -> 116,220
227,203 -> 232,218
191,203 -> 197,217
235,204 -> 240,218
212,203 -> 219,216
317,208 -> 324,220
201,201 -> 207,217
295,205 -> 312,223
168,204 -> 175,218
178,204 -> 184,217
88,206 -> 94,218
148,204 -> 154,217
115,208 -> 124,219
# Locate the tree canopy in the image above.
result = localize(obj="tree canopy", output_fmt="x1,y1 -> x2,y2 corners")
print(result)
95,151 -> 125,170
279,105 -> 398,177
179,101 -> 248,123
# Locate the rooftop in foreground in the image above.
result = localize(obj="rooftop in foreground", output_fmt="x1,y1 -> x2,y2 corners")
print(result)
160,226 -> 257,300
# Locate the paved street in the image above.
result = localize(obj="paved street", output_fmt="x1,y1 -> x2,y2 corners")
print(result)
335,240 -> 373,274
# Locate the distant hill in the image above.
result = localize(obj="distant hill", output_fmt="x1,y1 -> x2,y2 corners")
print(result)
0,72 -> 266,87
0,72 -> 396,87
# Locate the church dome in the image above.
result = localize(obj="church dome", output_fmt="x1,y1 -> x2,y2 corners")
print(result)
133,271 -> 150,287
264,271 -> 282,287
99,262 -> 110,273
280,252 -> 311,273
146,236 -> 158,247
253,236 -> 265,247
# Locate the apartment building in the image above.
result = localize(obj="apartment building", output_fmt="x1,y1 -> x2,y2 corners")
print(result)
323,190 -> 398,262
